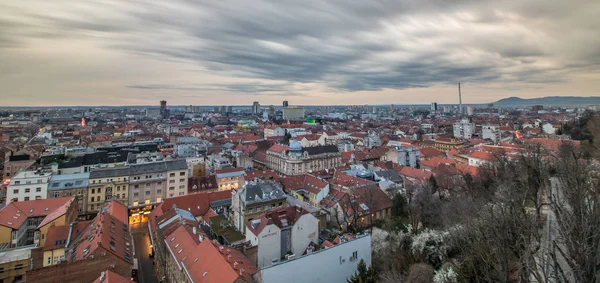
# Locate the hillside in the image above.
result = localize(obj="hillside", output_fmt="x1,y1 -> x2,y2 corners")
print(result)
494,96 -> 600,107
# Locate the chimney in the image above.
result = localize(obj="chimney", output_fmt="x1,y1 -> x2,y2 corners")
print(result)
99,271 -> 105,282
240,268 -> 245,276
458,82 -> 463,114
193,226 -> 197,235
199,234 -> 203,243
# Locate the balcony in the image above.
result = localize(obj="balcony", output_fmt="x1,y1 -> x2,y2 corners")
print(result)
129,176 -> 166,184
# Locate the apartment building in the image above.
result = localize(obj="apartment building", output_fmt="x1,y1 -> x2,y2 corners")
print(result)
6,170 -> 52,203
48,173 -> 89,214
87,167 -> 130,213
128,159 -> 188,208
232,180 -> 287,234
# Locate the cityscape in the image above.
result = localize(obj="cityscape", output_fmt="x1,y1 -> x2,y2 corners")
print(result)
1,1 -> 600,283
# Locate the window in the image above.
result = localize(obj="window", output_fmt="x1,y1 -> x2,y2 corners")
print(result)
13,189 -> 18,194
36,187 -> 41,192
180,172 -> 185,176
122,194 -> 125,199
271,203 -> 276,208
14,264 -> 23,270
169,180 -> 175,184
98,188 -> 102,194
170,173 -> 175,177
179,192 -> 184,196
179,178 -> 185,182
48,257 -> 51,265
91,197 -> 95,202
91,188 -> 95,194
134,185 -> 139,189
14,181 -> 20,185
116,186 -> 120,191
145,191 -> 150,195
157,190 -> 162,194
25,188 -> 30,193
24,197 -> 30,201
169,187 -> 175,191
91,205 -> 94,210
146,183 -> 151,187
179,185 -> 185,189
133,193 -> 139,197
248,207 -> 253,213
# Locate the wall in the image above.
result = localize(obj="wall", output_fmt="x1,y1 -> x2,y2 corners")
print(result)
43,248 -> 65,267
290,214 -> 319,256
26,248 -> 131,283
38,214 -> 66,247
0,226 -> 13,247
260,235 -> 372,283
256,224 -> 282,268
0,257 -> 29,282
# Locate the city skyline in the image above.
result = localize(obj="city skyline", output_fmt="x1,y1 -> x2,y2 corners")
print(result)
1,0 -> 599,106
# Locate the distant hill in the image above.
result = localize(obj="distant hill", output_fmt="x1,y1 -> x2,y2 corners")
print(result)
494,96 -> 600,107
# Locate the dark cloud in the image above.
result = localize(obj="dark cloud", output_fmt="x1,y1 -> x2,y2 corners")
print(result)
1,0 -> 599,93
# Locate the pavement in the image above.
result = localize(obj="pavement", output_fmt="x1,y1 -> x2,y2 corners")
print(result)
131,222 -> 160,283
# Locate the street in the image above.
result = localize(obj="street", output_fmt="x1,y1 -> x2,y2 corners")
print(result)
131,222 -> 160,283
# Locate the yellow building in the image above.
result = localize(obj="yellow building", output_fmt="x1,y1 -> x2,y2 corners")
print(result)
0,245 -> 35,283
88,168 -> 130,213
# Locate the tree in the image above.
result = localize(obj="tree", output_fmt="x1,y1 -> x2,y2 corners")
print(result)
282,130 -> 292,144
391,193 -> 408,219
347,259 -> 377,283
406,263 -> 434,283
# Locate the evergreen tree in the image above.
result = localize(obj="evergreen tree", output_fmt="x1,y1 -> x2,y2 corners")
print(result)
347,259 -> 377,283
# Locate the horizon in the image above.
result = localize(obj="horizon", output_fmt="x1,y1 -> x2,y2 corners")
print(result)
1,1 -> 599,106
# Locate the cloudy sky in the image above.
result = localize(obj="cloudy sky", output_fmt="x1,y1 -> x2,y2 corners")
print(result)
1,0 -> 599,106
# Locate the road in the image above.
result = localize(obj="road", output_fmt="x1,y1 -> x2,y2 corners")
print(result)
131,222 -> 159,283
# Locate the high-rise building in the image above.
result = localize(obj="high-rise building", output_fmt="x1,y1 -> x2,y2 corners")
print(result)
283,100 -> 289,108
453,118 -> 475,139
252,101 -> 261,114
220,106 -> 226,115
467,105 -> 474,116
390,104 -> 395,111
431,102 -> 438,112
227,106 -> 233,113
160,100 -> 167,110
283,106 -> 305,120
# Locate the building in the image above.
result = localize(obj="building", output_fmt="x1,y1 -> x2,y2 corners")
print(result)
26,201 -> 133,283
163,224 -> 257,283
453,118 -> 475,139
430,102 -> 438,112
281,175 -> 329,207
6,170 -> 52,203
283,101 -> 289,107
0,245 -> 36,283
386,146 -> 420,168
92,270 -> 131,283
0,197 -> 76,248
482,125 -> 500,143
215,167 -> 246,191
232,180 -> 287,234
48,173 -> 89,214
252,101 -> 261,114
266,140 -> 341,176
88,168 -> 130,213
246,206 -> 319,268
3,153 -> 34,179
467,105 -> 474,116
282,106 -> 305,120
258,234 -> 372,283
431,138 -> 466,153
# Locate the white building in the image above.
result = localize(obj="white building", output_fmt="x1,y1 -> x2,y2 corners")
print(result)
482,125 -> 500,143
283,107 -> 305,121
542,123 -> 558,134
166,161 -> 189,198
6,170 -> 52,203
386,146 -> 420,168
259,234 -> 372,283
453,118 -> 475,139
246,206 -> 319,268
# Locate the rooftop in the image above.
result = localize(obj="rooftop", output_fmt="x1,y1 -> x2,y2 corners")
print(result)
239,180 -> 286,204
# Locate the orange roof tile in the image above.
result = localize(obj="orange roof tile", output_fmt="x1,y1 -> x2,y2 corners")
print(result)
0,197 -> 75,230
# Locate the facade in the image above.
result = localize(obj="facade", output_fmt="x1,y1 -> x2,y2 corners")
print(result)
215,167 -> 246,191
252,101 -> 261,114
282,107 -> 305,120
246,206 -> 319,268
0,245 -> 36,283
6,170 -> 52,203
453,118 -> 475,139
232,180 -> 287,234
266,140 -> 342,176
386,146 -> 420,168
432,138 -> 466,153
48,173 -> 89,214
482,125 -> 500,143
259,234 -> 372,283
3,153 -> 34,179
128,159 -> 188,208
88,167 -> 130,213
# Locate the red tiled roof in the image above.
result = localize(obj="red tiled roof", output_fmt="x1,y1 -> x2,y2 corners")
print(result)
420,157 -> 456,169
468,151 -> 494,161
243,169 -> 279,182
247,206 -> 310,236
419,147 -> 445,159
37,197 -> 77,229
267,144 -> 289,153
70,200 -> 132,264
396,166 -> 432,181
330,172 -> 374,188
92,270 -> 131,283
0,197 -> 75,230
281,175 -> 328,194
165,226 -> 257,282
